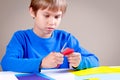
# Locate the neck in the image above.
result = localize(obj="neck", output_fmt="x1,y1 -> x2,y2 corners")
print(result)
33,28 -> 52,38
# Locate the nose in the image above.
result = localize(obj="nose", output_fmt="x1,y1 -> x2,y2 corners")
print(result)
48,17 -> 56,26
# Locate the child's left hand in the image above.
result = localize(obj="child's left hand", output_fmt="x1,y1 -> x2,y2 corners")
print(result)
66,52 -> 81,68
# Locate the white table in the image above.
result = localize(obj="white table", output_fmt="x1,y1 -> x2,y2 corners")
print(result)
0,68 -> 120,80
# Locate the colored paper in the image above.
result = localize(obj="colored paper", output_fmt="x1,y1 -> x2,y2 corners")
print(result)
75,73 -> 120,80
69,66 -> 120,76
62,48 -> 74,55
16,73 -> 54,80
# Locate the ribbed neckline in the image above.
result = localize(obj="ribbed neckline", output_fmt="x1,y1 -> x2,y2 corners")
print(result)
29,28 -> 55,41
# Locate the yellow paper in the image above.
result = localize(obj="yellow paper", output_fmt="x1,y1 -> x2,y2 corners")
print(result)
84,78 -> 100,80
69,66 -> 120,76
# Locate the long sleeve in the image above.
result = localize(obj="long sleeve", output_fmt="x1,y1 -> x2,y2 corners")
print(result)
1,56 -> 42,73
1,31 -> 42,73
76,47 -> 99,70
67,34 -> 99,70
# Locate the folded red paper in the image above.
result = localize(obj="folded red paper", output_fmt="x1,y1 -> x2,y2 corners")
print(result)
61,48 -> 74,55
56,48 -> 74,68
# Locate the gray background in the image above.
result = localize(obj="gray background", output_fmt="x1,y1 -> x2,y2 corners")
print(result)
0,0 -> 120,70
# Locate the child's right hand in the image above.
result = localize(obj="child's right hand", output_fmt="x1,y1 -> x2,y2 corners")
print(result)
40,52 -> 64,68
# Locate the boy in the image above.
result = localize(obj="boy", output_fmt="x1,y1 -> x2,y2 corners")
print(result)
1,0 -> 99,73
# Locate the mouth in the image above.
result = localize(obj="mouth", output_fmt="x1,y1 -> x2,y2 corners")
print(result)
47,27 -> 55,31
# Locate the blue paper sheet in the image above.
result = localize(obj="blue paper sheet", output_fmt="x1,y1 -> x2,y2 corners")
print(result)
16,73 -> 54,80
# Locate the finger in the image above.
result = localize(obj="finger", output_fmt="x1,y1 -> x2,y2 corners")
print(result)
68,55 -> 80,61
56,56 -> 64,64
68,56 -> 80,65
70,53 -> 80,57
65,53 -> 74,57
54,52 -> 64,57
70,63 -> 78,67
69,59 -> 80,67
68,58 -> 78,63
51,53 -> 63,64
57,59 -> 63,64
66,53 -> 79,58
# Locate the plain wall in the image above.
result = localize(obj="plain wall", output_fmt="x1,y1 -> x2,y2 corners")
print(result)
0,0 -> 120,70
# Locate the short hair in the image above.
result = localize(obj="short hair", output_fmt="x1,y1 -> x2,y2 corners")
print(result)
29,0 -> 67,15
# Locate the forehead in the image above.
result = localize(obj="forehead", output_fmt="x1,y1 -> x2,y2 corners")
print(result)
38,8 -> 63,15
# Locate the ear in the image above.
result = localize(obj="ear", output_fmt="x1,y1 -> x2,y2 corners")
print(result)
29,7 -> 35,18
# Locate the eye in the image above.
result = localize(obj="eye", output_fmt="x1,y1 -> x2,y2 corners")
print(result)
55,15 -> 61,19
44,14 -> 50,18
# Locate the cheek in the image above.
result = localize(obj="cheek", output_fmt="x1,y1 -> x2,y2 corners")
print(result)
56,19 -> 62,25
36,17 -> 46,24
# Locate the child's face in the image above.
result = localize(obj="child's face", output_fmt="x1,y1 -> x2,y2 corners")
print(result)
31,8 -> 63,38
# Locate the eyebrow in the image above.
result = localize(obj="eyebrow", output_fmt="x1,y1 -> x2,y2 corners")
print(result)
43,11 -> 62,15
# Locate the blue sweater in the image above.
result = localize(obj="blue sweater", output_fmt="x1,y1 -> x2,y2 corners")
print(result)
1,29 -> 99,73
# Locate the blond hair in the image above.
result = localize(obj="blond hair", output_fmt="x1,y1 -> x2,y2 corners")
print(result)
29,0 -> 67,15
